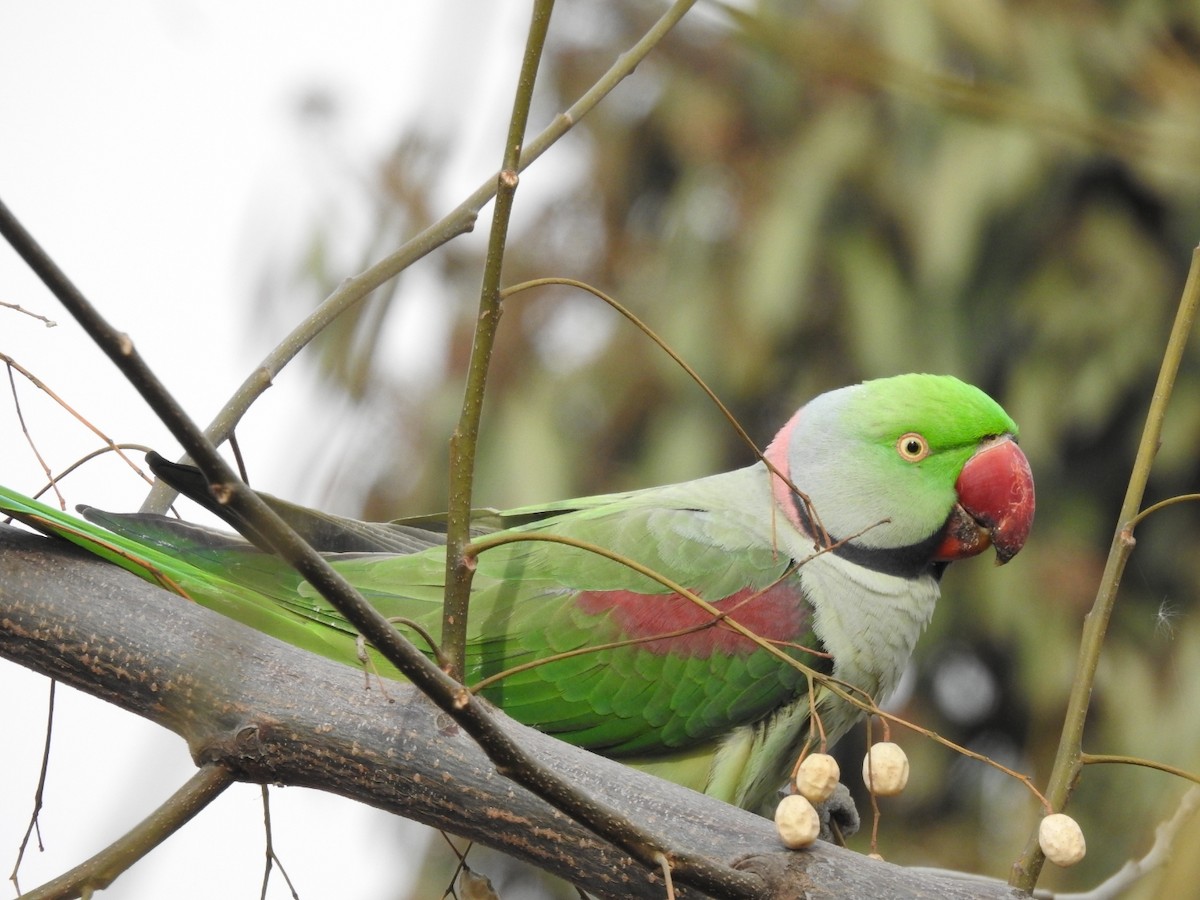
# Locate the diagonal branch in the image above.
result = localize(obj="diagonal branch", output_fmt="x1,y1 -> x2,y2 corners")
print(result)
139,0 -> 700,515
0,196 -> 762,899
16,766 -> 236,900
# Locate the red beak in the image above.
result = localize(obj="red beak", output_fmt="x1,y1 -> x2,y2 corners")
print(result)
934,435 -> 1034,564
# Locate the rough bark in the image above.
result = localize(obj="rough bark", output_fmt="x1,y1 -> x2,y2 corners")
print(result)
0,525 -> 1025,899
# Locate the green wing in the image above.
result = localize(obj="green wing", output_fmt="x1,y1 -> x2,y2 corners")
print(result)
1,476 -> 822,759
329,476 -> 822,756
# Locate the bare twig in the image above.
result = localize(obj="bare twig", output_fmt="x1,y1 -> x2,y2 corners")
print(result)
499,278 -> 830,544
29,444 -> 162,503
259,786 -> 300,900
8,680 -> 54,896
2,353 -> 155,493
1010,245 -> 1200,890
654,850 -> 677,900
139,0 -> 701,515
0,300 -> 57,326
1125,493 -> 1200,530
6,360 -> 65,509
17,766 -> 236,900
438,832 -> 472,900
441,0 -> 554,681
1080,753 -> 1200,787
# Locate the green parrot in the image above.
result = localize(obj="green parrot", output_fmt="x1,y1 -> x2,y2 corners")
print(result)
0,373 -> 1034,812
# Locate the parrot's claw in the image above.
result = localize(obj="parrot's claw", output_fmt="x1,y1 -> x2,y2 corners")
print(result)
776,782 -> 859,843
815,782 -> 860,843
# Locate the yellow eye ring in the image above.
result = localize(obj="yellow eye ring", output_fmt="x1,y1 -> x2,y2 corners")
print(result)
896,432 -> 929,462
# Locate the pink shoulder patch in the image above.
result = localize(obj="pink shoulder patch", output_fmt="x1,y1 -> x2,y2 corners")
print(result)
574,578 -> 809,658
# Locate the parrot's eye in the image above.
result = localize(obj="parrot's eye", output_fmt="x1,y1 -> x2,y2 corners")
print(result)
896,432 -> 929,462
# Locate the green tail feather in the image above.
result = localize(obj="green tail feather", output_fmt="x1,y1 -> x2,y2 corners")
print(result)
0,485 -> 364,664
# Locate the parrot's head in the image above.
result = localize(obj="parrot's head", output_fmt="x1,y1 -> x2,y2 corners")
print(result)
765,374 -> 1034,569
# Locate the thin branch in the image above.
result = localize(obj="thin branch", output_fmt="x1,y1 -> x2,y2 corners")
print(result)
438,832 -> 473,900
499,278 -> 829,543
2,353 -> 155,492
1080,753 -> 1200,787
259,786 -> 300,900
1,300 -> 57,326
1053,786 -> 1200,900
441,0 -> 554,682
29,444 -> 161,502
6,360 -> 64,509
1125,493 -> 1200,530
229,431 -> 251,485
654,851 -> 677,900
1010,244 -> 1200,890
18,766 -> 236,900
866,705 -> 1049,814
139,0 -> 701,515
8,680 -> 54,896
501,278 -> 766,458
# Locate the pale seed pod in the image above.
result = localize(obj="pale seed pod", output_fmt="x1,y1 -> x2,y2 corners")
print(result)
795,753 -> 841,804
1039,813 -> 1086,867
774,794 -> 820,849
861,742 -> 909,796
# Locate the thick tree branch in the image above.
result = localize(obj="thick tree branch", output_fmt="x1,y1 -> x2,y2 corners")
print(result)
0,527 -> 1023,899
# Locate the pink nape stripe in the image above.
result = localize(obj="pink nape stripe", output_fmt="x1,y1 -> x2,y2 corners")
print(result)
763,406 -> 805,532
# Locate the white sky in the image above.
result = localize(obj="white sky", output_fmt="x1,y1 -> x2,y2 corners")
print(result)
0,3 -> 561,897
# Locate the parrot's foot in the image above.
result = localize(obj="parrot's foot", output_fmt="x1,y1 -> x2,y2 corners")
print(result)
355,634 -> 396,701
815,782 -> 859,842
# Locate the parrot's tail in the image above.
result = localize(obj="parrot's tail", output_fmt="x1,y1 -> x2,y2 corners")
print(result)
0,483 -> 366,659
0,485 -> 187,593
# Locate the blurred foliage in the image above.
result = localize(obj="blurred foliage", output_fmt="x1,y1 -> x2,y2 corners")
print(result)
249,0 -> 1200,895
